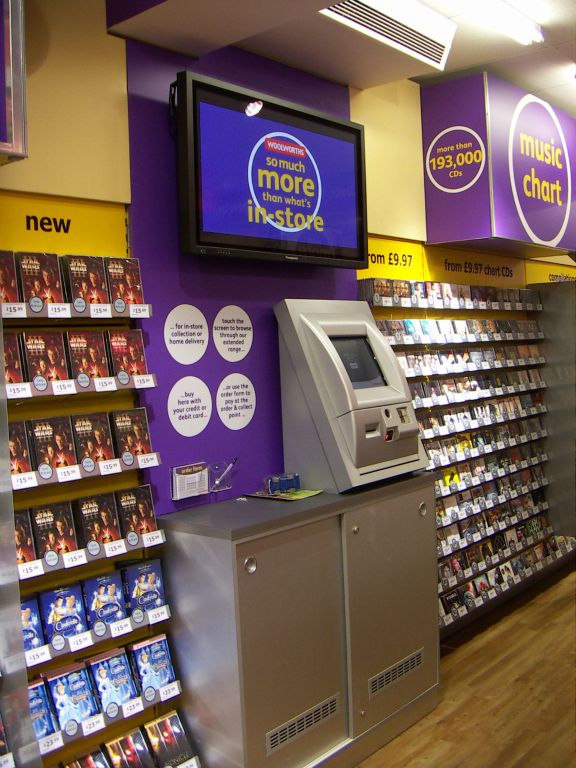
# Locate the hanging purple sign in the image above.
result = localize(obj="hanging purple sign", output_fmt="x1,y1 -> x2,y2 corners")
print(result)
422,73 -> 575,252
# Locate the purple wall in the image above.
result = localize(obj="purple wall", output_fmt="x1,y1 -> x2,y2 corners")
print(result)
126,41 -> 356,515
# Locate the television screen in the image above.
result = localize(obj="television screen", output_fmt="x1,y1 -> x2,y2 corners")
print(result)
174,72 -> 368,269
330,336 -> 387,390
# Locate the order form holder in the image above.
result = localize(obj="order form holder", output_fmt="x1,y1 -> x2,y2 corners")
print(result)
171,459 -> 236,500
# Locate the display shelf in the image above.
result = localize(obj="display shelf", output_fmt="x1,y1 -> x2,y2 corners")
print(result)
11,451 -> 161,492
6,373 -> 156,400
1,302 -> 152,321
413,378 -> 546,411
37,680 -> 181,757
17,529 -> 165,581
420,404 -> 547,443
438,538 -> 576,631
401,354 -> 545,379
426,430 -> 547,473
24,604 -> 171,669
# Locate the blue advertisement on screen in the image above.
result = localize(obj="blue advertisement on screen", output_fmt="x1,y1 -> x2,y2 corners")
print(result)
198,102 -> 359,249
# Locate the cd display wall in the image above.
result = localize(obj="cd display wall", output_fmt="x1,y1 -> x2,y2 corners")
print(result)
359,275 -> 576,633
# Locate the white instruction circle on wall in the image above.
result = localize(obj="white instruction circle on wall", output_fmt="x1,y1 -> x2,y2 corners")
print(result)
217,373 -> 256,430
164,304 -> 208,364
213,305 -> 253,361
168,376 -> 212,437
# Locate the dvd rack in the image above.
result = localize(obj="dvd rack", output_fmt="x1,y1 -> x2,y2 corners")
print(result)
0,252 -> 196,768
361,277 -> 576,634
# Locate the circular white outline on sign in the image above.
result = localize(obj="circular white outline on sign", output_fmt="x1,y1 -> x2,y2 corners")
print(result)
164,304 -> 208,365
508,94 -> 571,247
425,126 -> 486,194
216,373 -> 256,431
247,132 -> 322,232
167,376 -> 212,437
213,305 -> 253,362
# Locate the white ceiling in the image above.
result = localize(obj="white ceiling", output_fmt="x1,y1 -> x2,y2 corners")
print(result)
108,0 -> 576,116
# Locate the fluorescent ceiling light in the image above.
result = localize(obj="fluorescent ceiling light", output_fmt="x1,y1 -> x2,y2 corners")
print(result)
462,0 -> 544,45
320,0 -> 457,70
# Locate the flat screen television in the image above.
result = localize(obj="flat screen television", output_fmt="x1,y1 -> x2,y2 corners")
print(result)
173,71 -> 368,269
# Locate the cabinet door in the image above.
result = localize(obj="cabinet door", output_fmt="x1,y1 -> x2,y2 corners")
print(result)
342,477 -> 439,736
235,516 -> 348,768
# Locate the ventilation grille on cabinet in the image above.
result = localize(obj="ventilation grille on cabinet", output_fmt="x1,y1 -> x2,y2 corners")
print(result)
322,0 -> 451,68
368,649 -> 423,698
266,693 -> 340,755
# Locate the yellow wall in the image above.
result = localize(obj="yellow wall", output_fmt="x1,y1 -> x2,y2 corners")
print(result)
0,0 -> 130,204
350,81 -> 426,243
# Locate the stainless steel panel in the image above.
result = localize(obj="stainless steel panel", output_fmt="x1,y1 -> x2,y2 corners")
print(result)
235,517 -> 348,767
342,476 -> 439,736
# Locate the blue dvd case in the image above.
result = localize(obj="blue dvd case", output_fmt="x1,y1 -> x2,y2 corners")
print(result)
129,634 -> 175,694
27,679 -> 58,739
39,582 -> 88,642
46,663 -> 100,732
21,595 -> 45,651
82,572 -> 127,629
122,559 -> 165,615
87,648 -> 138,716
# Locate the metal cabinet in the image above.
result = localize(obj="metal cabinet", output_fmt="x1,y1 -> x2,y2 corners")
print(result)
161,473 -> 438,768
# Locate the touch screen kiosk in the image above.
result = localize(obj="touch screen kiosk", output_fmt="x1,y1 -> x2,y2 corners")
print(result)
275,299 -> 428,492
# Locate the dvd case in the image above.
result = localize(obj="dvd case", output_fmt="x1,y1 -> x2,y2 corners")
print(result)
115,485 -> 157,538
14,508 -> 36,563
3,331 -> 25,383
71,412 -> 115,466
66,330 -> 111,379
22,330 -> 70,381
8,421 -> 33,474
107,329 -> 148,377
63,749 -> 112,768
87,648 -> 138,715
82,572 -> 127,630
122,559 -> 165,615
27,679 -> 58,740
105,728 -> 156,768
104,258 -> 144,305
16,252 -> 64,304
129,634 -> 175,695
39,582 -> 88,642
144,710 -> 198,768
29,415 -> 77,469
29,501 -> 78,556
45,663 -> 100,732
21,595 -> 45,651
74,493 -> 121,547
0,250 -> 20,302
62,255 -> 110,305
111,408 -> 152,458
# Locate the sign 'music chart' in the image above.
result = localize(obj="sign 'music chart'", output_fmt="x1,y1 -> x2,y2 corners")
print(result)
421,73 -> 575,251
198,101 -> 358,249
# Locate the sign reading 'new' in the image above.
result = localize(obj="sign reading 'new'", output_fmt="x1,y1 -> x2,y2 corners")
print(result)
421,73 -> 575,251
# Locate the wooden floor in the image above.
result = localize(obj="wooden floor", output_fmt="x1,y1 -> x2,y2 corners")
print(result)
355,563 -> 576,768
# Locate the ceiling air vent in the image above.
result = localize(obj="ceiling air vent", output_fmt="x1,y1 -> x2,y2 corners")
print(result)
320,0 -> 456,70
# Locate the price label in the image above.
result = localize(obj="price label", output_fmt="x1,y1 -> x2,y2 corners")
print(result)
105,539 -> 127,557
90,304 -> 112,318
18,559 -> 44,579
52,379 -> 76,396
148,605 -> 170,624
122,697 -> 144,718
6,382 -> 32,398
180,758 -> 201,768
138,452 -> 159,469
2,302 -> 26,318
63,549 -> 88,568
25,644 -> 52,667
57,465 -> 82,483
0,754 -> 15,768
39,732 -> 64,754
82,713 -> 105,737
130,304 -> 151,318
142,530 -> 164,547
99,458 -> 122,475
94,377 -> 117,392
68,631 -> 93,652
133,374 -> 155,389
12,472 -> 38,490
159,681 -> 180,701
47,303 -> 71,318
110,617 -> 132,638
